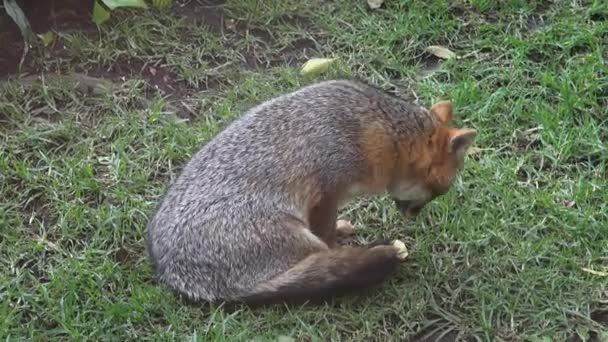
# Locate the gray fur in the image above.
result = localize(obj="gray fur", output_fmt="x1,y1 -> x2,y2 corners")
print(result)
145,79 -> 437,302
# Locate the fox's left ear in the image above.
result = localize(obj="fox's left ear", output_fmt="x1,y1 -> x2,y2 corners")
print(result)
430,100 -> 453,123
448,128 -> 477,157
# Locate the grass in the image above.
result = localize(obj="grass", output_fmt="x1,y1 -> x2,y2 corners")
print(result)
1,0 -> 607,340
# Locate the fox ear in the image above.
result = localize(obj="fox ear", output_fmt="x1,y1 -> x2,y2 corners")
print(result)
430,100 -> 453,123
449,128 -> 477,157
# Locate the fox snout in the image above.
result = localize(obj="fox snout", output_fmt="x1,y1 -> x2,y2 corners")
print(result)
392,198 -> 429,217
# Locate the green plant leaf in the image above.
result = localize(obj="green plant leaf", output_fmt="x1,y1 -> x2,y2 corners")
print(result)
37,31 -> 54,47
3,0 -> 35,45
92,1 -> 111,25
151,0 -> 172,8
100,0 -> 148,10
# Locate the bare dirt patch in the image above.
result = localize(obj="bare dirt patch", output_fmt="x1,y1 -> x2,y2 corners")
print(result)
1,0 -> 321,101
84,56 -> 183,98
0,0 -> 94,77
0,0 -> 325,125
175,0 -> 225,32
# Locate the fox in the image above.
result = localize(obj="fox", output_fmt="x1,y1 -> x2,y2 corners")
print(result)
144,79 -> 477,306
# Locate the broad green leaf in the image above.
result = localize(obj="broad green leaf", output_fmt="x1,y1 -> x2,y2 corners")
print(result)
300,57 -> 337,77
37,31 -> 54,46
100,0 -> 148,10
425,45 -> 457,59
92,1 -> 111,25
3,0 -> 35,45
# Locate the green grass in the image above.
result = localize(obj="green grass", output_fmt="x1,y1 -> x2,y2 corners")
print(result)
1,0 -> 607,340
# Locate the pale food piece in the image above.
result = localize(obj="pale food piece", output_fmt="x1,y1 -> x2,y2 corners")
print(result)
392,239 -> 409,260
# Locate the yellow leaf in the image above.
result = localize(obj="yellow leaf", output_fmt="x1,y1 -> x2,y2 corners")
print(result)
582,267 -> 608,277
367,0 -> 384,9
300,58 -> 337,77
426,45 -> 457,59
37,31 -> 54,47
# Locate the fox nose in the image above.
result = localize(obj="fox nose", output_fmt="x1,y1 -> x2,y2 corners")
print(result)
393,199 -> 425,217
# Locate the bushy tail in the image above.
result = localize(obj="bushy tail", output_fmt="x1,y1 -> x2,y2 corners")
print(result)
235,244 -> 401,306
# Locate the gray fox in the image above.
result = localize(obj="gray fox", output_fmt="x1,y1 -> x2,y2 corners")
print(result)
145,79 -> 477,305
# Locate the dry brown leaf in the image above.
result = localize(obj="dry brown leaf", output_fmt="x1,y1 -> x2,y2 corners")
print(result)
426,45 -> 457,59
367,0 -> 384,9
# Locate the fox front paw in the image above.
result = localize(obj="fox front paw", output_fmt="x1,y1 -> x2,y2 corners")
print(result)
335,219 -> 355,245
336,219 -> 354,236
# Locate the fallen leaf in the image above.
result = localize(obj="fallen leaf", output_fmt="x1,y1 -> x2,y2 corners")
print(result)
300,57 -> 338,77
582,267 -> 608,277
367,0 -> 384,9
37,31 -> 54,47
425,45 -> 457,59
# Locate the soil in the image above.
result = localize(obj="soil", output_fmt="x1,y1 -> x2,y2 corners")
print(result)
0,0 -> 94,77
174,0 -> 224,31
0,0 -> 225,92
0,0 -> 320,122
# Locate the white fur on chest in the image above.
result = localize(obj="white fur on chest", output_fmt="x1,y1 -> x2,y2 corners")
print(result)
389,181 -> 430,202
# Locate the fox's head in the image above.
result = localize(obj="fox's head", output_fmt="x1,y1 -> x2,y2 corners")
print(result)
388,101 -> 477,217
